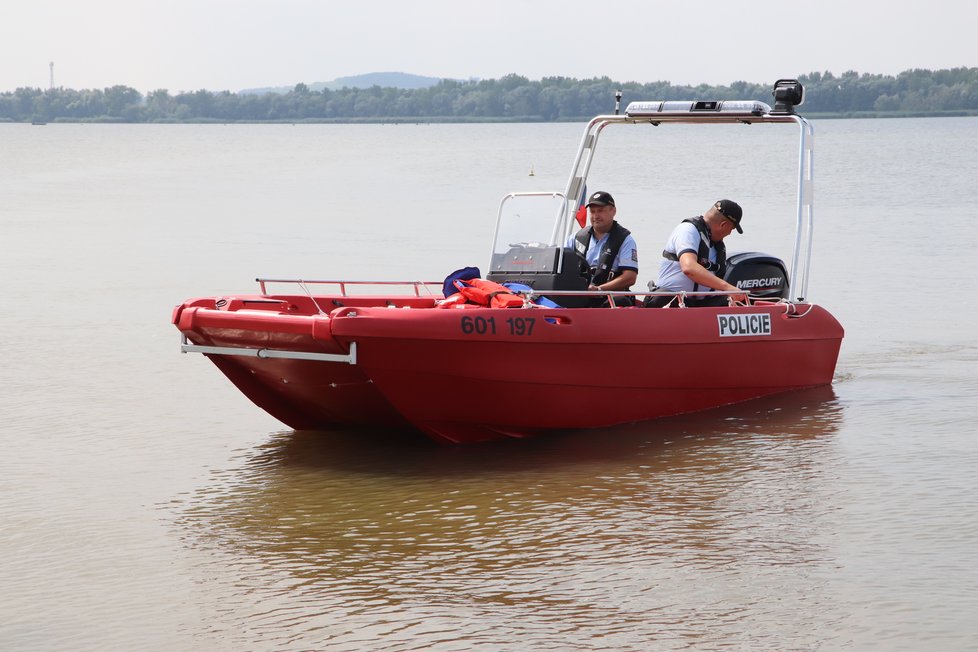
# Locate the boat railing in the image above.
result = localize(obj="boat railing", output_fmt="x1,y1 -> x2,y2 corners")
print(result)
256,278 -> 442,297
252,278 -> 783,311
521,288 -> 770,309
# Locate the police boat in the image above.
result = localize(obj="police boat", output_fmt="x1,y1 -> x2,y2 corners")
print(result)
173,79 -> 844,444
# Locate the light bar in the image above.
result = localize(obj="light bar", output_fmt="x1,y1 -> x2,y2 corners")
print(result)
624,100 -> 772,118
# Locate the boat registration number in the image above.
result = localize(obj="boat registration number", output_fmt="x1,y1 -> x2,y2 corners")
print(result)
717,313 -> 772,337
460,315 -> 536,337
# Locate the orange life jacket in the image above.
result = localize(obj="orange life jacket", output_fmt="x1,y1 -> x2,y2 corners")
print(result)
452,278 -> 525,308
436,292 -> 480,309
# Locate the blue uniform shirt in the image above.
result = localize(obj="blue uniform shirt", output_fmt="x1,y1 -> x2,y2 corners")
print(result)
655,221 -> 718,293
565,229 -> 639,274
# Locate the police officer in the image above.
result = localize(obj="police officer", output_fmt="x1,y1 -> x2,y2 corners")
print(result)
648,199 -> 748,307
566,191 -> 639,294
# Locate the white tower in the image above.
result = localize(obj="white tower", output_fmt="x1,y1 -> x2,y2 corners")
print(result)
49,62 -> 54,89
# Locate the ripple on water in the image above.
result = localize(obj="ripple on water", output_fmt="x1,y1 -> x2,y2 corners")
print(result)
161,388 -> 863,650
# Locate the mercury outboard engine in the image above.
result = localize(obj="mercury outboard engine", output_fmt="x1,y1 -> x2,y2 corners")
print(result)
723,252 -> 789,300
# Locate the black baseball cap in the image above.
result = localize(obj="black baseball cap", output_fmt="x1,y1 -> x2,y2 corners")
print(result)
715,199 -> 743,233
586,191 -> 615,207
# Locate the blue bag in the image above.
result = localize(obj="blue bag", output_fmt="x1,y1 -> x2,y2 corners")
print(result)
441,267 -> 481,298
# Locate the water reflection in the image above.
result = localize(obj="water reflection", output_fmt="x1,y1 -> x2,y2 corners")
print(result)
171,388 -> 845,650
250,384 -> 841,475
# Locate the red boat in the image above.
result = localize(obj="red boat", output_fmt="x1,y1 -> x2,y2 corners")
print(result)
174,80 -> 844,444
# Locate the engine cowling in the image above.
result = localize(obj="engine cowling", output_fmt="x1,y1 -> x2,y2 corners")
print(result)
723,252 -> 789,300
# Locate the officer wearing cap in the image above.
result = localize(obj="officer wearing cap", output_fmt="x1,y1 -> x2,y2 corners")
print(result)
565,190 -> 639,297
647,199 -> 748,307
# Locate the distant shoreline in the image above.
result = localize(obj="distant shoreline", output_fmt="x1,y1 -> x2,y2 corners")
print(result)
5,109 -> 977,125
6,69 -> 977,124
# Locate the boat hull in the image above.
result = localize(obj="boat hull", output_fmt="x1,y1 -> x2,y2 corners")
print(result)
173,296 -> 419,430
328,303 -> 843,442
174,295 -> 843,443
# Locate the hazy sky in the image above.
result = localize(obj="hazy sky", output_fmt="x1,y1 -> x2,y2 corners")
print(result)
4,0 -> 976,93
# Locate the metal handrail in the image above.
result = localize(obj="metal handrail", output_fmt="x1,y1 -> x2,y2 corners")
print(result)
519,288 -> 763,309
256,278 -> 441,297
490,191 -> 567,254
181,335 -> 358,364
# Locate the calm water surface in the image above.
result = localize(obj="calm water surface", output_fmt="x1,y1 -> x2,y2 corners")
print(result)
1,117 -> 977,651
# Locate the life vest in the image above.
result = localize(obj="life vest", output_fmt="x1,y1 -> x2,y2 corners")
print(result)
436,292 -> 476,308
573,221 -> 631,286
451,278 -> 525,308
661,215 -> 726,292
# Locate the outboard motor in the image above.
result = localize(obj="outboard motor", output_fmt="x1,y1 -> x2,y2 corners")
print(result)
723,252 -> 789,300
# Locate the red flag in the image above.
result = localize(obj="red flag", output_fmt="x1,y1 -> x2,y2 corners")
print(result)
575,186 -> 588,228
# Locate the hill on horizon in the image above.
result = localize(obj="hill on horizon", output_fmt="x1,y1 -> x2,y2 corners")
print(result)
240,71 -> 456,95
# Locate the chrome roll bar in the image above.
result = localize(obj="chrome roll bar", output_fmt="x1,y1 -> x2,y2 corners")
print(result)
555,102 -> 815,303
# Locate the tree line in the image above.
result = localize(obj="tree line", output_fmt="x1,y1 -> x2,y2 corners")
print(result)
3,68 -> 977,123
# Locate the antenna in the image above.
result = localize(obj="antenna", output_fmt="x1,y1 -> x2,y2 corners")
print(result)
49,62 -> 54,89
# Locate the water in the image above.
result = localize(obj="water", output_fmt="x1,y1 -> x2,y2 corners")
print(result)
2,117 -> 977,650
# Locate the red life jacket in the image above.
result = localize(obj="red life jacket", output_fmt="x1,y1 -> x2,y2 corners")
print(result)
452,278 -> 525,308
